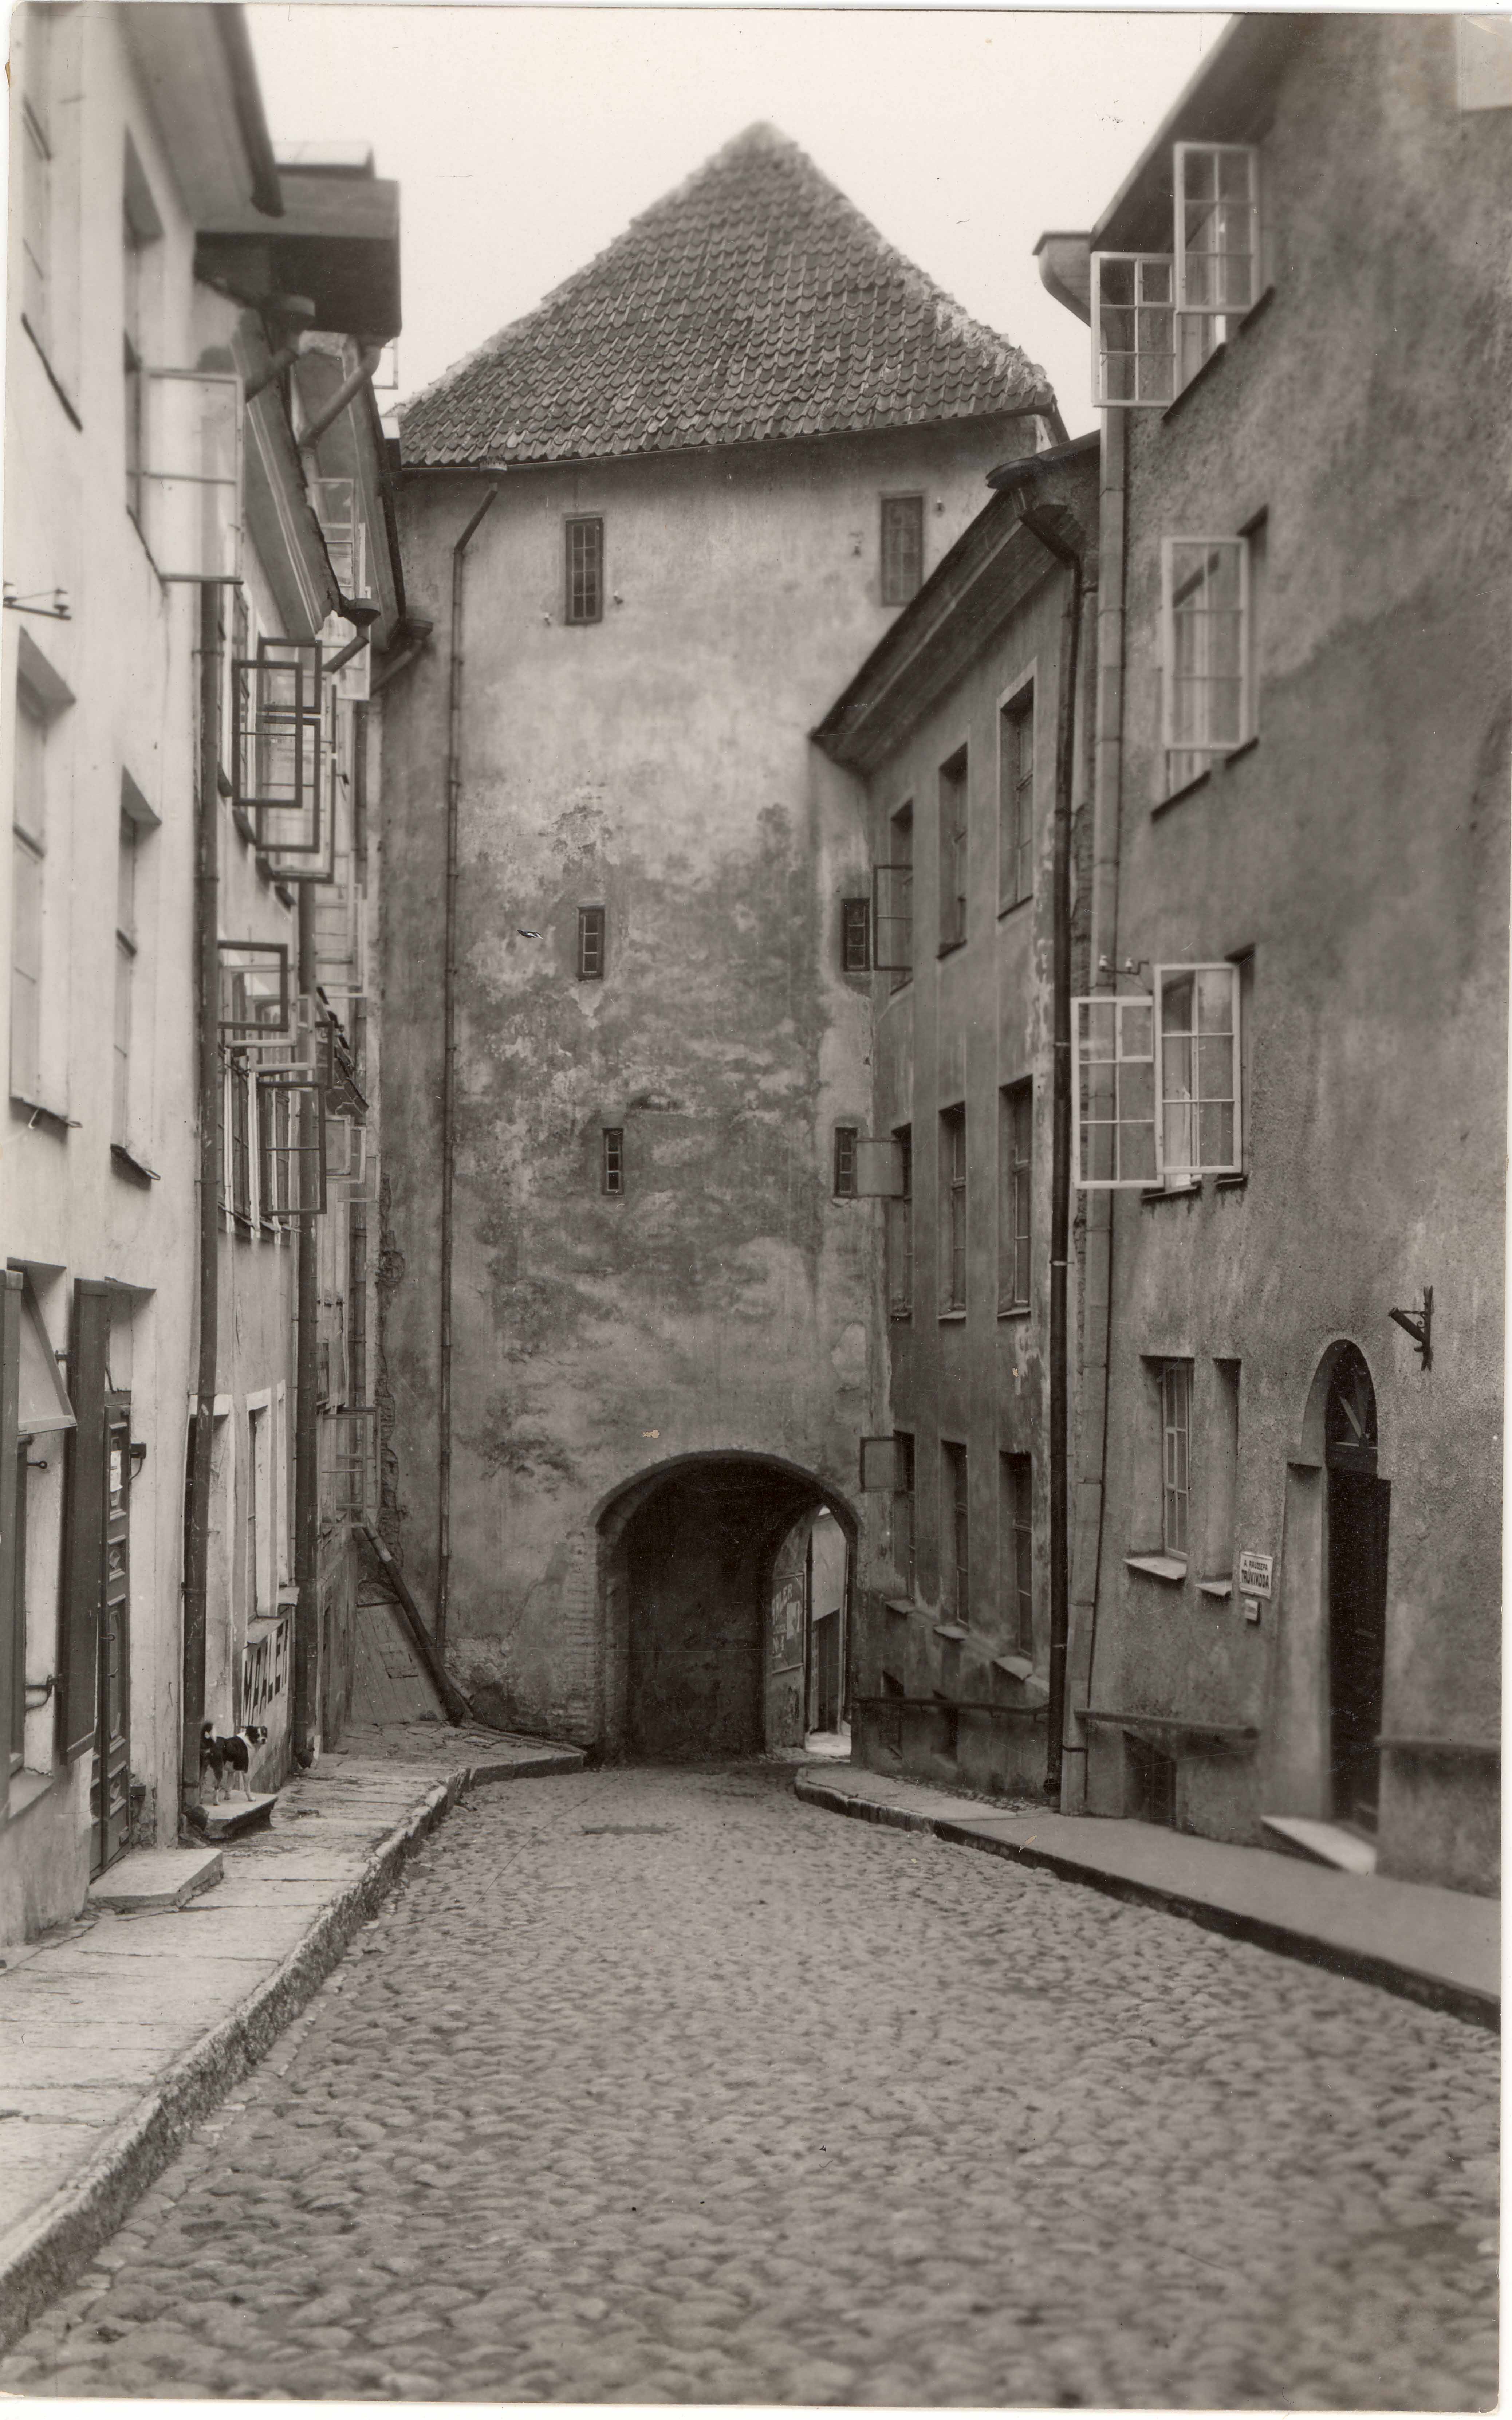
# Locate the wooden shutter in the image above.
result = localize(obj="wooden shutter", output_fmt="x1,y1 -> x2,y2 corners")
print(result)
0,1272 -> 22,1812
853,1138 -> 905,1198
860,1436 -> 901,1493
59,1280 -> 110,1763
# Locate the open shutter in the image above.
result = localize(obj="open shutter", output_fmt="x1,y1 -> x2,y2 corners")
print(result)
1160,537 -> 1250,762
59,1280 -> 110,1762
0,1272 -> 22,1810
1154,964 -> 1241,1178
139,369 -> 243,583
1074,995 -> 1157,1187
860,1436 -> 901,1493
1174,143 -> 1259,317
1091,254 -> 1177,407
871,864 -> 913,973
853,1138 -> 905,1198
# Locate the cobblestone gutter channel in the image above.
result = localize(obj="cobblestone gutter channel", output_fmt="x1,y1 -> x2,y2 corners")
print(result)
0,1727 -> 585,2354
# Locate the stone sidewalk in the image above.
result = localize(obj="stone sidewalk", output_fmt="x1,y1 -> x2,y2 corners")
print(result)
796,1765 -> 1500,2028
0,1722 -> 584,2352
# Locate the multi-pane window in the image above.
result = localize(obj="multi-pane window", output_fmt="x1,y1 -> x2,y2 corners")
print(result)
1000,688 -> 1035,909
601,1126 -> 624,1196
832,1126 -> 858,1197
1175,143 -> 1259,319
891,1431 -> 916,1595
1161,1360 -> 1192,1560
1162,535 -> 1251,791
10,686 -> 47,1104
577,905 -> 607,979
886,1126 -> 913,1321
1091,254 -> 1177,408
940,1106 -> 967,1313
943,1442 -> 969,1622
1003,1454 -> 1033,1652
880,496 -> 925,607
999,1082 -> 1032,1313
1074,963 -> 1240,1188
937,749 -> 968,951
565,517 -> 603,625
113,816 -> 138,1146
873,802 -> 913,982
840,897 -> 870,974
225,1059 -> 253,1227
1091,144 -> 1259,412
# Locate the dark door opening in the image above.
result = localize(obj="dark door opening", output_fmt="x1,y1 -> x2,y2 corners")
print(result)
91,1394 -> 132,1877
1324,1347 -> 1388,1835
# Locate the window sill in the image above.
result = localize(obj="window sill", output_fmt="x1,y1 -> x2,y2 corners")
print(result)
1223,734 -> 1260,769
884,1597 -> 919,1618
1235,282 -> 1277,341
933,1623 -> 969,1642
889,1309 -> 914,1325
992,1651 -> 1035,1681
1214,1172 -> 1249,1193
4,1767 -> 57,1824
997,893 -> 1032,921
1162,332 -> 1229,423
938,1308 -> 967,1323
11,1094 -> 75,1138
1125,1553 -> 1188,1585
937,936 -> 967,960
997,1301 -> 1031,1321
1152,767 -> 1212,818
110,1142 -> 160,1186
1196,1578 -> 1234,1601
1141,1181 -> 1201,1204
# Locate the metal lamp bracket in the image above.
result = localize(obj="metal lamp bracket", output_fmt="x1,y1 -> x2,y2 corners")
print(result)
1389,1286 -> 1433,1370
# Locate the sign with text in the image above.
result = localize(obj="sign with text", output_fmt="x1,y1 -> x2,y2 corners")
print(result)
1237,1551 -> 1273,1599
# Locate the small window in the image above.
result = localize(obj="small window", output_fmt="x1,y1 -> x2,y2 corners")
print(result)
940,1106 -> 966,1314
880,496 -> 924,606
938,750 -> 968,952
1162,534 -> 1252,791
873,802 -> 913,981
1003,1454 -> 1033,1653
998,1082 -> 1032,1313
113,816 -> 138,1147
886,1126 -> 913,1321
601,1127 -> 624,1196
11,686 -> 48,1105
577,905 -> 607,980
832,1126 -> 858,1197
1160,1360 -> 1192,1561
840,896 -> 871,974
891,1431 -> 916,1595
942,1442 -> 969,1622
565,517 -> 603,625
1000,689 -> 1035,909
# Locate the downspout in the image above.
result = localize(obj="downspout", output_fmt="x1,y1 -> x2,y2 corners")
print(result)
182,586 -> 223,1812
302,346 -> 383,452
436,484 -> 499,1659
1014,502 -> 1083,1808
292,881 -> 320,1763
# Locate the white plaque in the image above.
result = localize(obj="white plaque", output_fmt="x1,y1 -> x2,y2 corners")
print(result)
1238,1550 -> 1273,1599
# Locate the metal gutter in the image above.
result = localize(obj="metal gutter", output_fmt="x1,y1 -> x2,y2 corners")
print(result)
211,7 -> 284,219
181,588 -> 223,1810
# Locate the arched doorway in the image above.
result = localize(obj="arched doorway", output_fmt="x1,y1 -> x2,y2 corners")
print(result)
1323,1345 -> 1390,1833
596,1454 -> 855,1760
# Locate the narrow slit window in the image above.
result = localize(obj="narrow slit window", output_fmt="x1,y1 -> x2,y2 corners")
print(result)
887,1126 -> 913,1321
940,1105 -> 967,1313
577,905 -> 607,980
832,1126 -> 858,1197
873,801 -> 913,983
112,814 -> 138,1147
999,1082 -> 1032,1312
565,518 -> 603,625
840,896 -> 871,974
601,1127 -> 624,1196
943,1442 -> 969,1622
938,750 -> 968,952
1003,1454 -> 1033,1652
892,1431 -> 916,1595
11,684 -> 48,1106
1162,535 -> 1251,791
1161,1360 -> 1192,1561
880,496 -> 924,606
1000,689 -> 1035,909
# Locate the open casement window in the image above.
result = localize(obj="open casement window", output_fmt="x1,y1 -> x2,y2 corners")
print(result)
1161,536 -> 1251,789
234,640 -> 324,851
324,1111 -> 366,1189
1074,964 -> 1240,1188
256,1074 -> 327,1216
1091,254 -> 1177,407
311,477 -> 365,601
1174,144 -> 1259,318
319,1406 -> 377,1523
218,940 -> 291,1041
871,863 -> 912,974
851,1137 -> 906,1198
137,370 -> 243,582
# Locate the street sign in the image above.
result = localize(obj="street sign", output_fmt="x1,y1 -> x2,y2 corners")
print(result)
1238,1550 -> 1273,1599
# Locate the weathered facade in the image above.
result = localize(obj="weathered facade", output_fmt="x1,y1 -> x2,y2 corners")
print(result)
0,4 -> 402,1942
379,126 -> 1061,1747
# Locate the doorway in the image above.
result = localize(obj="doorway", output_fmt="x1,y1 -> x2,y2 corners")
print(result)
1324,1346 -> 1389,1833
90,1394 -> 132,1876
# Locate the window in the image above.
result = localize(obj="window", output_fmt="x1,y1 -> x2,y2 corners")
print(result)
942,1442 -> 969,1622
1174,144 -> 1259,320
873,802 -> 913,981
1160,1361 -> 1192,1561
886,1127 -> 913,1321
311,477 -> 364,599
1201,1361 -> 1240,1589
577,905 -> 606,980
565,518 -> 603,625
998,1083 -> 1032,1313
940,1107 -> 966,1313
840,897 -> 871,974
123,211 -> 146,525
1000,688 -> 1035,909
891,1432 -> 916,1595
1074,963 -> 1240,1188
11,687 -> 47,1105
832,1126 -> 858,1197
20,73 -> 52,353
880,496 -> 925,607
1003,1454 -> 1033,1651
112,817 -> 138,1146
1091,142 -> 1259,411
601,1127 -> 624,1196
224,1058 -> 253,1228
1091,253 -> 1177,409
1162,535 -> 1252,791
937,750 -> 968,952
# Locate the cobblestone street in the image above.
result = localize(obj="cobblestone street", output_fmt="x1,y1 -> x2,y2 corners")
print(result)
2,1761 -> 1497,2408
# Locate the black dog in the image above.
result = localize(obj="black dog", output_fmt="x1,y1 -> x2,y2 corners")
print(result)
200,1722 -> 269,1804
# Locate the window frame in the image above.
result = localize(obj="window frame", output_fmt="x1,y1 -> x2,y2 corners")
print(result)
939,1104 -> 967,1315
886,1125 -> 913,1322
880,494 -> 925,608
601,1125 -> 625,1197
937,748 -> 969,954
942,1440 -> 969,1623
564,516 -> 604,626
891,1430 -> 916,1596
832,1125 -> 858,1198
998,1080 -> 1033,1314
112,814 -> 139,1149
840,895 -> 871,975
1090,251 -> 1177,409
1074,963 -> 1241,1189
1160,1359 -> 1193,1563
999,676 -> 1036,911
576,904 -> 607,981
1161,534 -> 1253,790
1003,1452 -> 1033,1653
1173,142 -> 1260,321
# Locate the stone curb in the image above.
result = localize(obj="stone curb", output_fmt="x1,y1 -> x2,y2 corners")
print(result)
0,1745 -> 582,2353
793,1772 -> 1499,2034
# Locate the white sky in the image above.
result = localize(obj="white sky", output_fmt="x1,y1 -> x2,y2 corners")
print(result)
244,6 -> 1231,437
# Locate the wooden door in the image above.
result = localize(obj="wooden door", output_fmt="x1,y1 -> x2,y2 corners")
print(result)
1327,1470 -> 1389,1833
90,1395 -> 131,1875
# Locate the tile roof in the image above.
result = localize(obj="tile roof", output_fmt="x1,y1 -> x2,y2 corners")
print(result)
399,123 -> 1054,468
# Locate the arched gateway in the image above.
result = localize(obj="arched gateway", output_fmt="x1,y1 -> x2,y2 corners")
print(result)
595,1454 -> 856,1759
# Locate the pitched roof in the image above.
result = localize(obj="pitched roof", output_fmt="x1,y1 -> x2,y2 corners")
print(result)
399,123 -> 1054,468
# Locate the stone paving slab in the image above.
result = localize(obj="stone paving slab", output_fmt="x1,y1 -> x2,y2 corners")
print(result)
796,1767 -> 1499,2027
0,1723 -> 585,2354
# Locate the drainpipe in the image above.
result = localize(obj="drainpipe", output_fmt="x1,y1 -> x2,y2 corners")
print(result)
301,344 -> 383,452
182,586 -> 222,1811
292,880 -> 321,1762
436,485 -> 499,1659
1015,501 -> 1084,1809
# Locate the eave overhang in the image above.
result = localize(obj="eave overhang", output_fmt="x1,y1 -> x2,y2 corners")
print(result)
123,6 -> 282,223
1091,15 -> 1308,257
197,172 -> 401,341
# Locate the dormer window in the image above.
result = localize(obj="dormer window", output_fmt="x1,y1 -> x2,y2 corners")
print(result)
1092,143 -> 1260,409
